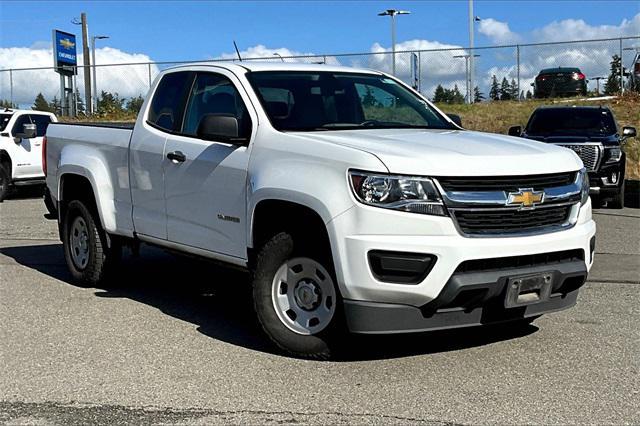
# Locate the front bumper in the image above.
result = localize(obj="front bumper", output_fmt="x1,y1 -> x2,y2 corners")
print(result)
328,198 -> 595,332
588,159 -> 625,199
344,257 -> 586,334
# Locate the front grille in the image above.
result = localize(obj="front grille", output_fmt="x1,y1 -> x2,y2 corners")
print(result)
437,172 -> 576,192
453,205 -> 572,235
555,144 -> 600,171
455,249 -> 584,274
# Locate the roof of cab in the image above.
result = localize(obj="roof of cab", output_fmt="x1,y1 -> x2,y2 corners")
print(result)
535,105 -> 611,111
169,61 -> 383,75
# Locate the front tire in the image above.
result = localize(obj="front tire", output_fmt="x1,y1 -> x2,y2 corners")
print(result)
62,200 -> 120,286
252,232 -> 342,359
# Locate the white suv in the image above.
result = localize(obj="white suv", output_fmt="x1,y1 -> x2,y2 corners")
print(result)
0,109 -> 57,201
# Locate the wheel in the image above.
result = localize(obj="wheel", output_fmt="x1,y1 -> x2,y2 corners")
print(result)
62,199 -> 120,286
252,232 -> 342,359
608,180 -> 625,209
0,164 -> 10,202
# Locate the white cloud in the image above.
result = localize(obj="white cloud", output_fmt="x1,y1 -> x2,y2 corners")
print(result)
533,14 -> 640,42
0,46 -> 158,107
214,44 -> 340,65
478,18 -> 520,44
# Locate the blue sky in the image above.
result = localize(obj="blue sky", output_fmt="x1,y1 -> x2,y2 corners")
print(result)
1,1 -> 639,61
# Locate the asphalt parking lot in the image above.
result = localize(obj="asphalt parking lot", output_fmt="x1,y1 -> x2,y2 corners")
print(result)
1,192 -> 639,425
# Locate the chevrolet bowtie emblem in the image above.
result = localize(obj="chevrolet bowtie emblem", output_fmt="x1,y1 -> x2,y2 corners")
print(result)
507,188 -> 544,208
59,38 -> 75,49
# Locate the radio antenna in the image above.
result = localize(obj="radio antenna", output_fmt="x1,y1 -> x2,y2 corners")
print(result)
233,41 -> 243,62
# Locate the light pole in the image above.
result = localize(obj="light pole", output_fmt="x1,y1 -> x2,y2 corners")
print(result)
469,0 -> 481,104
454,54 -> 480,103
91,35 -> 109,114
378,9 -> 410,76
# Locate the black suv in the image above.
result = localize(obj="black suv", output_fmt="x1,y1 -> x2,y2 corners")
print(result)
532,67 -> 588,98
509,106 -> 636,208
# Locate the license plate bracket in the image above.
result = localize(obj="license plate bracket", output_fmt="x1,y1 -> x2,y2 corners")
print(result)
505,272 -> 553,308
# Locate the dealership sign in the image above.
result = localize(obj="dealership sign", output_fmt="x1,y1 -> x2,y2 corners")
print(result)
53,29 -> 77,75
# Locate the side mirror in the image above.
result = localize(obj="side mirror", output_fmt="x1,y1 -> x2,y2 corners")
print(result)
196,114 -> 246,144
508,126 -> 522,137
447,114 -> 462,127
622,126 -> 636,140
15,123 -> 37,140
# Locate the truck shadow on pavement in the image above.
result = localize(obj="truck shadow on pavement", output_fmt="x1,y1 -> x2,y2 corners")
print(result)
0,242 -> 537,361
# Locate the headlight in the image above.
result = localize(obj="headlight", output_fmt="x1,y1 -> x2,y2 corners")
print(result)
579,168 -> 590,205
349,171 -> 447,216
605,146 -> 622,163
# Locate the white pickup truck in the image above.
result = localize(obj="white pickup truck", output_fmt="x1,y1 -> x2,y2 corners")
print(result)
0,109 -> 57,201
45,63 -> 596,359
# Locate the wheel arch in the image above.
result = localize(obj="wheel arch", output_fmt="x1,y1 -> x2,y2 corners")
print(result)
58,170 -> 111,232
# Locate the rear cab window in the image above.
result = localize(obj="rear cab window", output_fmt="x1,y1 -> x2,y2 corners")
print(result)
147,71 -> 194,132
181,72 -> 252,139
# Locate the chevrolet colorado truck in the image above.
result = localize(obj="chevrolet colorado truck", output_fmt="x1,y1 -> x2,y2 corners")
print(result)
509,106 -> 636,208
45,63 -> 596,359
0,109 -> 57,201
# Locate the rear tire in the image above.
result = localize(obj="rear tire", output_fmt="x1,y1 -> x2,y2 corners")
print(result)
0,164 -> 10,202
608,180 -> 625,209
62,199 -> 120,286
252,232 -> 342,360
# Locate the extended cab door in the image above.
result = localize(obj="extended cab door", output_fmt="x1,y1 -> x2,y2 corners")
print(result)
129,71 -> 193,239
163,70 -> 256,260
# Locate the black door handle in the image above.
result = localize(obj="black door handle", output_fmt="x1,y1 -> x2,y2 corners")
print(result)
167,151 -> 186,163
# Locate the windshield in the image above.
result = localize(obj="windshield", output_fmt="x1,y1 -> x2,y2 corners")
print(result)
246,71 -> 455,131
526,108 -> 617,136
0,113 -> 12,132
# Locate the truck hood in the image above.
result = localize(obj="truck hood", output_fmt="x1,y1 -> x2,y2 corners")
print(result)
290,128 -> 583,176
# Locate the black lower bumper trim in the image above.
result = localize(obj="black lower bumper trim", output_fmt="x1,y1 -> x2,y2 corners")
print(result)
344,260 -> 587,334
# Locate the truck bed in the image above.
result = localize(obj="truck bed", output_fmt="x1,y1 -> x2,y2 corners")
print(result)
45,121 -> 135,235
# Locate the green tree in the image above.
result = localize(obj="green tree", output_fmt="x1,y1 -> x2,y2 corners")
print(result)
433,84 -> 446,103
32,93 -> 53,112
489,75 -> 500,101
450,85 -> 465,104
49,97 -> 63,115
473,86 -> 485,103
604,54 -> 622,95
499,77 -> 512,101
126,95 -> 144,115
0,99 -> 17,109
509,79 -> 519,99
97,91 -> 125,115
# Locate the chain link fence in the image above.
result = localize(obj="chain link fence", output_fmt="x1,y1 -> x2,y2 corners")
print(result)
1,36 -> 638,114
